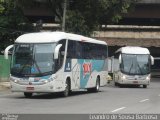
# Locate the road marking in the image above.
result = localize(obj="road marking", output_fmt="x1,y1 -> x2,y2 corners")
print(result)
139,99 -> 149,103
111,107 -> 126,113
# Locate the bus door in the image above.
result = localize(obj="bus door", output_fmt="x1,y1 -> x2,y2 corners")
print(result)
66,40 -> 81,89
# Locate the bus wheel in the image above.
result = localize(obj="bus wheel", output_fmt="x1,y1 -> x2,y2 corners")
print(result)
24,92 -> 32,98
119,84 -> 123,88
143,85 -> 147,88
88,77 -> 100,93
115,82 -> 118,86
95,78 -> 100,92
62,80 -> 70,97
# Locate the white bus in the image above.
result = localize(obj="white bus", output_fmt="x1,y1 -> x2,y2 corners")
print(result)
112,46 -> 154,88
4,32 -> 108,97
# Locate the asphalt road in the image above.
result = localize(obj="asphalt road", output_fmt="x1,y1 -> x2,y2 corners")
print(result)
0,78 -> 160,114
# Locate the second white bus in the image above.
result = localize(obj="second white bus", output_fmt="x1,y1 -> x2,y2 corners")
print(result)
112,46 -> 154,88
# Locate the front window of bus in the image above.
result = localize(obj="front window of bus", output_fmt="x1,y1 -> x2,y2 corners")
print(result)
11,43 -> 56,77
120,54 -> 150,75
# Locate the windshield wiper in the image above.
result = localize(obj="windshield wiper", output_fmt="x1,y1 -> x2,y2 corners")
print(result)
33,58 -> 42,75
137,62 -> 143,75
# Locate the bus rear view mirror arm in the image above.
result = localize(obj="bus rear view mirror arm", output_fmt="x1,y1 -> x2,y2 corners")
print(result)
4,45 -> 14,59
151,56 -> 154,65
54,44 -> 62,59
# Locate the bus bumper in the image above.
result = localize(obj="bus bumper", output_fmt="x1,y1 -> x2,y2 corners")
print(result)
118,79 -> 150,85
10,81 -> 65,93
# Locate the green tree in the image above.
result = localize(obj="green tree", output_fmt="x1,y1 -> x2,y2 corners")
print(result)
66,0 -> 136,36
15,0 -> 136,36
0,0 -> 33,53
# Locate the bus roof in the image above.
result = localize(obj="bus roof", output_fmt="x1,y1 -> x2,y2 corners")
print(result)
15,32 -> 107,45
116,46 -> 150,54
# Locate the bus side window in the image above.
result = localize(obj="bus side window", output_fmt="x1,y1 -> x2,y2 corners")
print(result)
67,40 -> 76,58
81,42 -> 92,59
75,42 -> 82,59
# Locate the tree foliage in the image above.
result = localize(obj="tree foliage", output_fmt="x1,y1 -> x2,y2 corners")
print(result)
15,0 -> 136,36
0,0 -> 33,52
0,0 -> 137,51
66,0 -> 136,36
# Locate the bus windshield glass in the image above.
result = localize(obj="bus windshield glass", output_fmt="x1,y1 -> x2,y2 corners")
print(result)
120,54 -> 150,75
11,43 -> 56,77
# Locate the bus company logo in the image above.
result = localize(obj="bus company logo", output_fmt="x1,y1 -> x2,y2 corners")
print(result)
82,62 -> 92,77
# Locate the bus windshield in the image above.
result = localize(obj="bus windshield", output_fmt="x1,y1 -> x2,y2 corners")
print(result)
120,54 -> 150,75
11,43 -> 56,77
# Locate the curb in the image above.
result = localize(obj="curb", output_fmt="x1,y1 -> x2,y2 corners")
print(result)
0,82 -> 10,91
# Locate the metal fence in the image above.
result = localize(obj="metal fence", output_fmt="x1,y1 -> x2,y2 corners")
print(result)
0,55 -> 10,81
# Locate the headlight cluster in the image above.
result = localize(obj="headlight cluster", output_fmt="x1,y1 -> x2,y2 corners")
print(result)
10,77 -> 19,83
42,77 -> 54,84
10,76 -> 56,84
121,75 -> 126,80
146,76 -> 150,80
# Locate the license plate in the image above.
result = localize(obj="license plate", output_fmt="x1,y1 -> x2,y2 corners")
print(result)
26,87 -> 34,91
133,81 -> 138,84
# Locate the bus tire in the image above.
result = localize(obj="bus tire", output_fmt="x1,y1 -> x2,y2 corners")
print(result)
115,82 -> 118,86
143,85 -> 147,88
119,84 -> 123,88
95,77 -> 100,92
24,92 -> 32,98
87,77 -> 100,93
62,79 -> 70,97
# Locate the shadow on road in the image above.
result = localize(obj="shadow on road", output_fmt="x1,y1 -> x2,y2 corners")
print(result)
151,77 -> 160,82
15,90 -> 103,99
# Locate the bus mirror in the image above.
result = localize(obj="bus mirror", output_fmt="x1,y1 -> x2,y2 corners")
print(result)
151,56 -> 154,65
4,45 -> 14,59
54,44 -> 62,59
119,54 -> 122,64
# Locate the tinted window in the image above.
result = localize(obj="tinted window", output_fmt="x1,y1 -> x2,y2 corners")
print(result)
81,42 -> 107,59
67,40 -> 107,59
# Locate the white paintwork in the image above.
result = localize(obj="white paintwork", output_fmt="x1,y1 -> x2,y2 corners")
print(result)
15,31 -> 107,45
116,46 -> 150,54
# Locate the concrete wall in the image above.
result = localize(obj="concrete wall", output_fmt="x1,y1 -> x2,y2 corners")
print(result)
93,31 -> 160,39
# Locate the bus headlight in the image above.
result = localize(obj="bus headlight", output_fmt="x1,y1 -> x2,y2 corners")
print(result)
10,77 -> 19,83
14,80 -> 18,83
43,80 -> 49,83
121,75 -> 126,80
42,77 -> 55,84
146,76 -> 150,80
